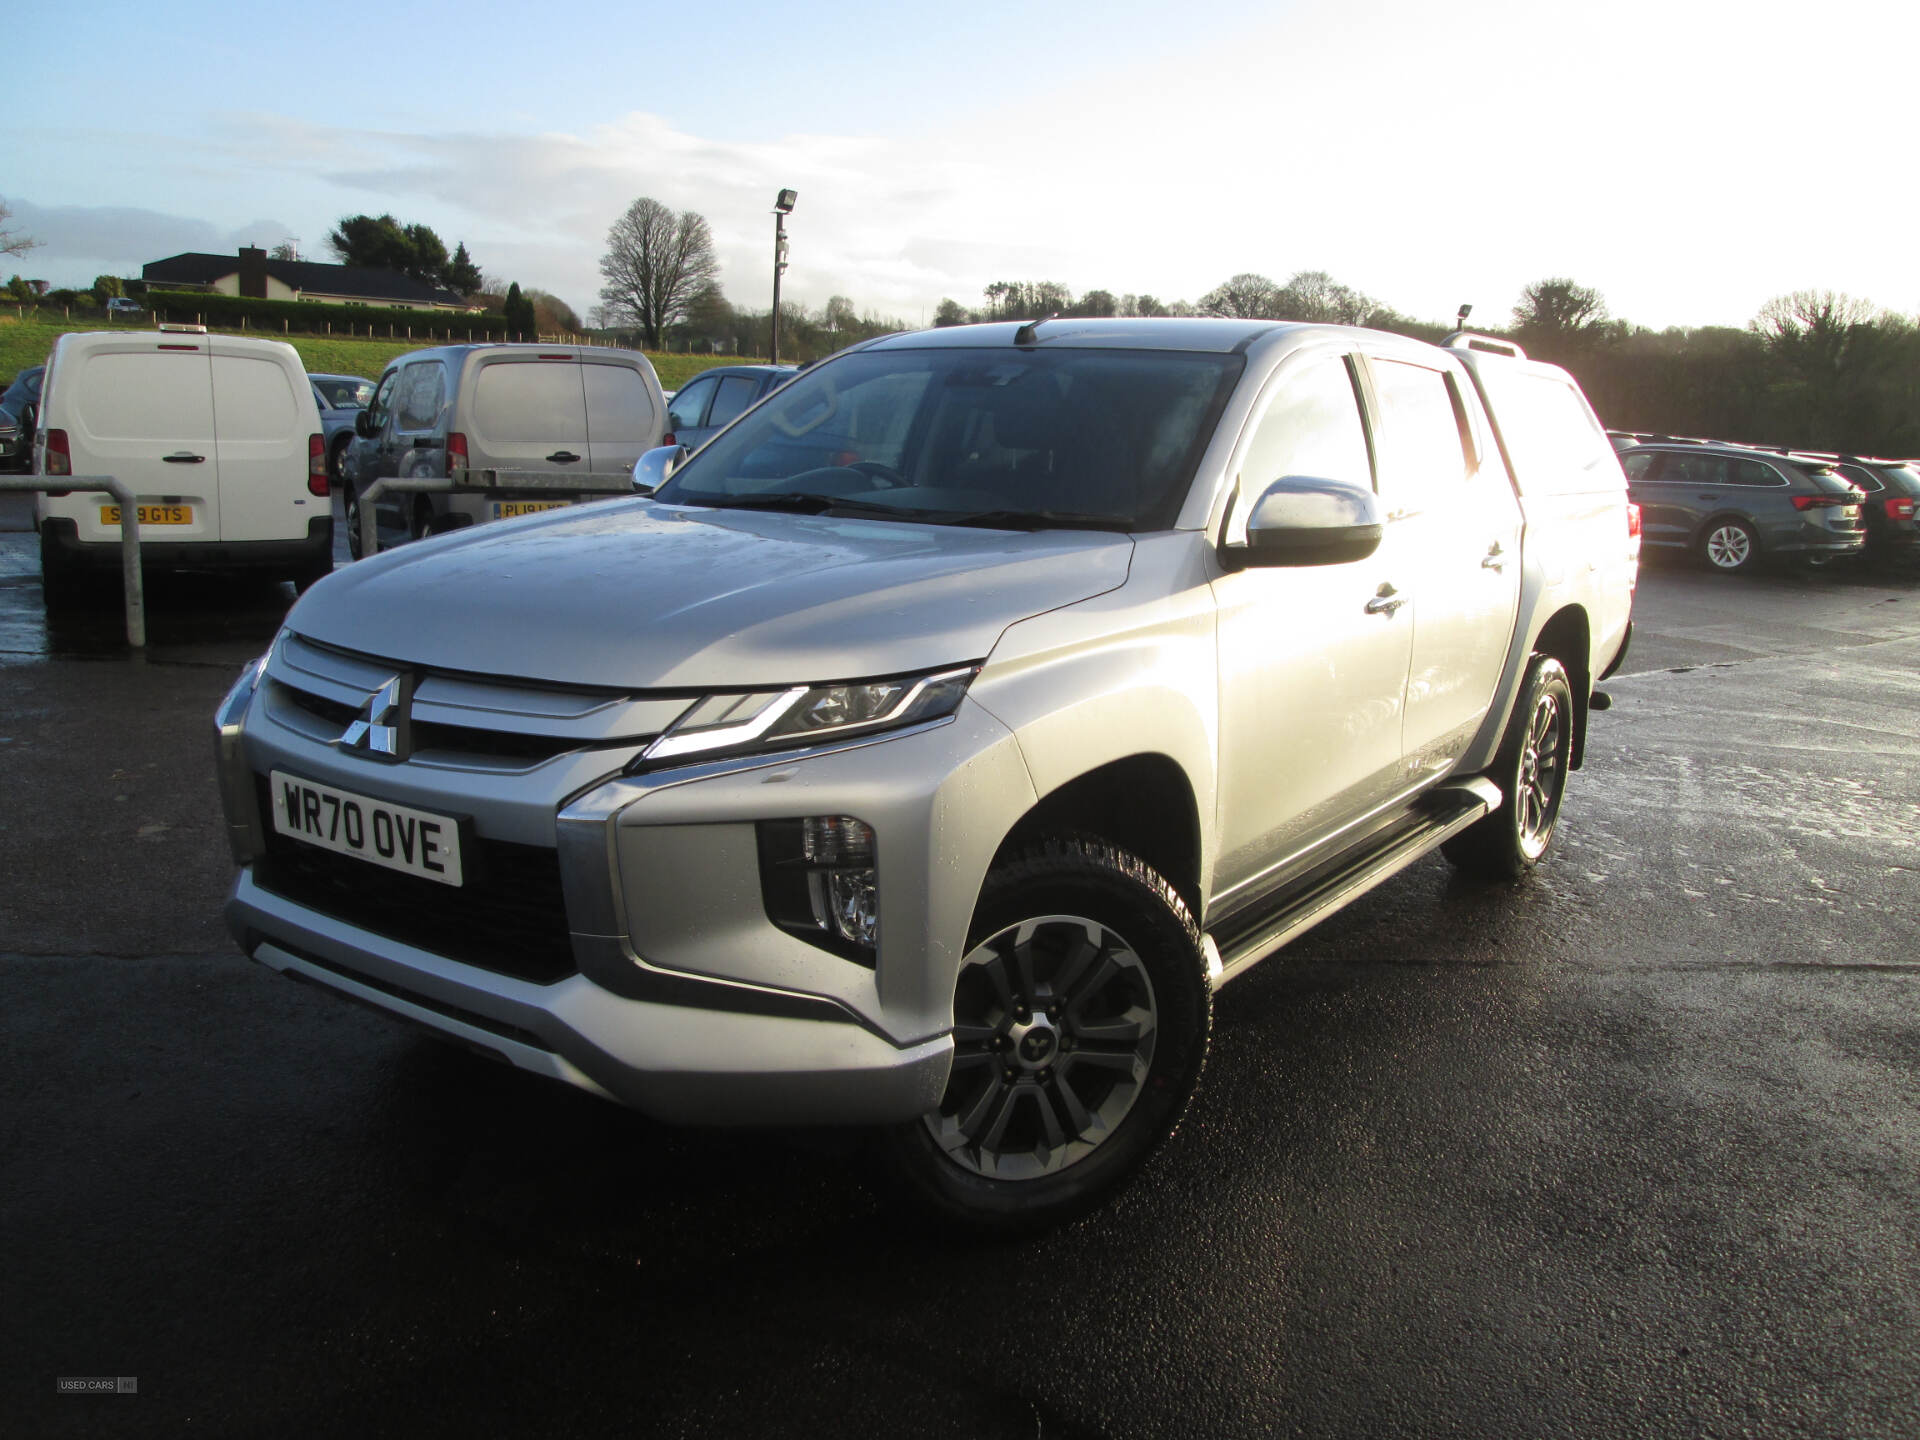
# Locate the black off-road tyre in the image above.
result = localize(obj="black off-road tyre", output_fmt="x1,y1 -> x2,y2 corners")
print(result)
882,835 -> 1212,1233
1443,655 -> 1576,882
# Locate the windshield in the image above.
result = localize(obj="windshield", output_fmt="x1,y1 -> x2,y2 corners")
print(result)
654,346 -> 1243,531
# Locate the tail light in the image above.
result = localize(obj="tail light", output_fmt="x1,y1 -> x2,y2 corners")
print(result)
447,431 -> 468,476
1791,494 -> 1852,511
307,433 -> 328,496
44,428 -> 71,477
1626,501 -> 1641,538
1887,497 -> 1916,520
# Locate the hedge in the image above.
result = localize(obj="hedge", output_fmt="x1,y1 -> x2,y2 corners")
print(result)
144,289 -> 521,343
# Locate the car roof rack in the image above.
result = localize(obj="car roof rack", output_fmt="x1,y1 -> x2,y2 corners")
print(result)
1441,332 -> 1526,359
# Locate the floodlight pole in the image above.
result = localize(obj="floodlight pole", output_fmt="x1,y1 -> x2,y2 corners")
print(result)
771,190 -> 794,364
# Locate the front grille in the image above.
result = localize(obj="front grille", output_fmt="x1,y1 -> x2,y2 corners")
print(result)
252,776 -> 577,985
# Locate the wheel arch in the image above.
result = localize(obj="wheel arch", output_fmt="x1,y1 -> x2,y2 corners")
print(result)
989,753 -> 1204,920
1529,605 -> 1593,769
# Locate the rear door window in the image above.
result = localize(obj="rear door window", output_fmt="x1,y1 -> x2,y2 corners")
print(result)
1661,452 -> 1731,487
1622,452 -> 1658,481
471,361 -> 588,445
705,375 -> 762,430
1730,458 -> 1782,487
76,351 -> 214,442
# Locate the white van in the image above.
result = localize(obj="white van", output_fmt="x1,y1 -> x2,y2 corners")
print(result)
341,343 -> 666,554
35,327 -> 331,603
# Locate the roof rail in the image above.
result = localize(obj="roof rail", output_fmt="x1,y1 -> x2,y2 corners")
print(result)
1440,331 -> 1526,359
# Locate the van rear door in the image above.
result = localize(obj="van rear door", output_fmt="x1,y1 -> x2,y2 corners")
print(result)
582,359 -> 662,476
467,355 -> 590,483
64,335 -> 219,545
210,339 -> 316,543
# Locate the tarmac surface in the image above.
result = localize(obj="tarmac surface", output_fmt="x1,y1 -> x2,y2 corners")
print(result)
3,491 -> 1918,1438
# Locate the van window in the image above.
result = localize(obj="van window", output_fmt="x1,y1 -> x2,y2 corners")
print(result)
582,364 -> 657,443
472,362 -> 587,442
1475,369 -> 1617,494
1241,356 -> 1371,494
395,362 -> 446,432
1369,358 -> 1469,504
77,352 -> 213,442
212,356 -> 297,441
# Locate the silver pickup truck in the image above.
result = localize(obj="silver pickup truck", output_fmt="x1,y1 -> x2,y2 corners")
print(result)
215,318 -> 1637,1229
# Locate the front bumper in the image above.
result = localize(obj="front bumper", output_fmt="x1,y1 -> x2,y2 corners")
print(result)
216,647 -> 1036,1126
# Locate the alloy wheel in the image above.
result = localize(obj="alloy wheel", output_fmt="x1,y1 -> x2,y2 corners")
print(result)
1516,688 -> 1565,859
926,914 -> 1158,1182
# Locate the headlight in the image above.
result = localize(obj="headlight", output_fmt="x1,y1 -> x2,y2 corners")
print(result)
636,665 -> 978,767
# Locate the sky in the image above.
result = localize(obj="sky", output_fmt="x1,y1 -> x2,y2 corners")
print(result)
5,0 -> 1916,333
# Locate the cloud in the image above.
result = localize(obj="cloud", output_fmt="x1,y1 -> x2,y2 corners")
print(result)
2,197 -> 296,283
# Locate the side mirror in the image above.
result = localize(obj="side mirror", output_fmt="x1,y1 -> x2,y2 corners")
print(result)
632,443 -> 689,495
1226,475 -> 1384,568
354,409 -> 376,438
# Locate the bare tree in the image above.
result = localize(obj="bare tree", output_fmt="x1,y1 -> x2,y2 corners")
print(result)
1275,270 -> 1383,326
269,240 -> 301,262
1751,289 -> 1879,343
1,198 -> 38,259
596,198 -> 720,349
1512,278 -> 1609,338
1199,272 -> 1282,319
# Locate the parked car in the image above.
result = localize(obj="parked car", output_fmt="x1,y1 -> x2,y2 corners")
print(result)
309,372 -> 373,484
661,364 -> 798,451
0,364 -> 45,471
215,317 -> 1635,1229
1814,455 -> 1920,565
106,297 -> 145,319
342,343 -> 666,558
35,327 -> 330,602
1618,441 -> 1864,572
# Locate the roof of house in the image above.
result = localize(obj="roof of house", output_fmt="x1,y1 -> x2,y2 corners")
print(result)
142,252 -> 467,307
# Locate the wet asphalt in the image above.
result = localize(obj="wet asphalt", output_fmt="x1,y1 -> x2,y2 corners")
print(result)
3,492 -> 1917,1438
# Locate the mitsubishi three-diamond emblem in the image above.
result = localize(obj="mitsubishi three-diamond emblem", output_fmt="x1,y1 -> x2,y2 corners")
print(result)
336,675 -> 411,760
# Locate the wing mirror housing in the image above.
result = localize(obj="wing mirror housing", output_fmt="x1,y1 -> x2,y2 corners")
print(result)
1225,475 -> 1384,568
632,443 -> 689,495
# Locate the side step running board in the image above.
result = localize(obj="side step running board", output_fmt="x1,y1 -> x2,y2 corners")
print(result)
1209,776 -> 1501,988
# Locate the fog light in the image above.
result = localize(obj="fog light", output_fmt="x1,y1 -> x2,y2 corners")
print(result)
756,816 -> 880,966
820,867 -> 878,948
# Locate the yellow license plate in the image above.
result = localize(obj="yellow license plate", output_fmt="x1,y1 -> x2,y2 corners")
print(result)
492,500 -> 570,519
101,504 -> 193,526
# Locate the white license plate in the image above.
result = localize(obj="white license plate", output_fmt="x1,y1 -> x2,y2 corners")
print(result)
269,770 -> 463,886
491,500 -> 571,519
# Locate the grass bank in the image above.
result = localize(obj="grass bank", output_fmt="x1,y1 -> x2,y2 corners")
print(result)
0,313 -> 759,391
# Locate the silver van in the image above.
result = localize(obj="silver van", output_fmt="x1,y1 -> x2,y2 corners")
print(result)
342,343 -> 666,555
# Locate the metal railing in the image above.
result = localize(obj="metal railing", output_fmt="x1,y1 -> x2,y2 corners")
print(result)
356,468 -> 636,558
0,474 -> 147,646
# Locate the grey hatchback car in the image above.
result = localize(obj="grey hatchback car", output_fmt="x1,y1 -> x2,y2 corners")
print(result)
1619,443 -> 1864,572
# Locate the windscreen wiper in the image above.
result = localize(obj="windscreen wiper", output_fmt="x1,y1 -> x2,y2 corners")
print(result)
695,492 -> 928,521
937,508 -> 1136,533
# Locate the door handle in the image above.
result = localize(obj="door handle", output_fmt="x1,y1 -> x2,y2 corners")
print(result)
1482,542 -> 1506,571
1696,493 -> 1719,500
1365,584 -> 1406,616
162,452 -> 205,464
547,450 -> 582,464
